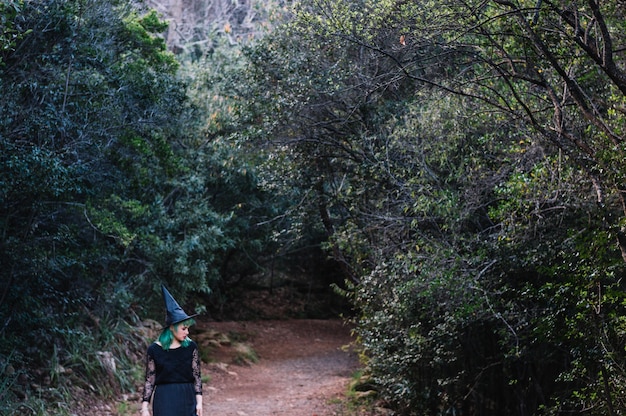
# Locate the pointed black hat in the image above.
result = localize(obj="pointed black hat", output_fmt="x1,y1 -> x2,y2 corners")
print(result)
161,285 -> 198,327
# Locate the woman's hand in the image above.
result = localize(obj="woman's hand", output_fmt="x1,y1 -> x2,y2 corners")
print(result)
195,394 -> 203,415
140,403 -> 150,416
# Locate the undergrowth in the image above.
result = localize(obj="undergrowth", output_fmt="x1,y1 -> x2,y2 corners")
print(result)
0,316 -> 150,415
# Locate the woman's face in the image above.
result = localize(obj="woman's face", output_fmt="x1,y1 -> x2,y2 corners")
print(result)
171,323 -> 190,342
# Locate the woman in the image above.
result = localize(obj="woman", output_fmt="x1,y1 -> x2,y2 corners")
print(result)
141,285 -> 203,416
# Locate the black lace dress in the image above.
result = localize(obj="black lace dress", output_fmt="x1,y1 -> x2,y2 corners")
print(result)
142,341 -> 202,416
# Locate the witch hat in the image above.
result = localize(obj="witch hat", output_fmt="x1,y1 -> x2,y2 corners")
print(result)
161,284 -> 198,327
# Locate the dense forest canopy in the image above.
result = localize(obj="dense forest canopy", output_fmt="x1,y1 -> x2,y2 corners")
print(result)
232,0 -> 626,413
2,0 -> 626,414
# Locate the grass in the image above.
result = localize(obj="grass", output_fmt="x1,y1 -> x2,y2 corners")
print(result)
1,351 -> 68,416
231,342 -> 259,365
327,369 -> 394,416
1,315 -> 152,415
116,400 -> 134,415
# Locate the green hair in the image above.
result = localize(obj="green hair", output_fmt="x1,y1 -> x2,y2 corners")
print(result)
158,318 -> 196,350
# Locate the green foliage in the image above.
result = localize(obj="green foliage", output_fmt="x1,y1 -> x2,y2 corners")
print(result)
119,10 -> 178,71
230,0 -> 626,414
0,0 -> 250,411
0,0 -> 31,65
0,0 -> 295,408
175,15 -> 325,299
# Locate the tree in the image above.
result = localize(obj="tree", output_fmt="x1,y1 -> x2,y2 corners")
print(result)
0,0 -> 223,406
231,0 -> 626,413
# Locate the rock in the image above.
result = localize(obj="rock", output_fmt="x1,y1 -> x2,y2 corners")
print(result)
5,364 -> 15,376
96,351 -> 116,374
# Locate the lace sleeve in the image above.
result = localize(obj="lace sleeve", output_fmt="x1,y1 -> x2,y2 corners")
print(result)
192,345 -> 202,395
142,348 -> 156,402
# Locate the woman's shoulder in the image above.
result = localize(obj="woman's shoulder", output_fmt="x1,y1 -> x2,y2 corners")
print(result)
147,341 -> 161,353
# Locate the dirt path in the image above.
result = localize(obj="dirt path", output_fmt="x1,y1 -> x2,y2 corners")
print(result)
200,319 -> 359,416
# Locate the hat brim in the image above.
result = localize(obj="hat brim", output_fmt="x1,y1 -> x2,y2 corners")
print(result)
165,313 -> 199,328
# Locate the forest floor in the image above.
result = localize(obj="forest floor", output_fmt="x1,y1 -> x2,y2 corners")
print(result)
200,318 -> 378,416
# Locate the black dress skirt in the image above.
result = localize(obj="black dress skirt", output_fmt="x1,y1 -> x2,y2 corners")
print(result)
152,383 -> 197,416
